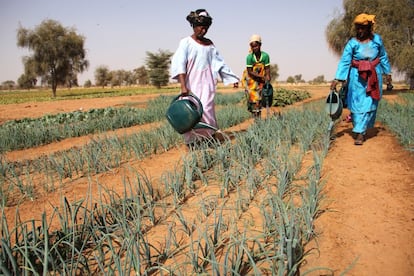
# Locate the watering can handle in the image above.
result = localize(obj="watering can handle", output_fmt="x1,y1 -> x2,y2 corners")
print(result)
172,93 -> 203,115
328,91 -> 334,115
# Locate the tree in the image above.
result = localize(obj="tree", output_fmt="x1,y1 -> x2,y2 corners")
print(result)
64,71 -> 79,89
16,56 -> 38,90
134,66 -> 149,85
269,64 -> 279,82
294,74 -> 305,83
1,80 -> 15,91
145,50 -> 173,89
110,70 -> 126,87
286,74 -> 305,84
83,80 -> 92,88
326,0 -> 414,88
311,75 -> 326,84
17,19 -> 89,97
286,76 -> 295,84
123,71 -> 135,86
17,74 -> 37,90
94,65 -> 111,88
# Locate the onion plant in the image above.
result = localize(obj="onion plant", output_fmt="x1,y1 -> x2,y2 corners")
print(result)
1,90 -> 335,274
378,92 -> 414,151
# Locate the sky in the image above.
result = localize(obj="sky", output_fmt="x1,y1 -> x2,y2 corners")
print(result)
0,0 -> 345,85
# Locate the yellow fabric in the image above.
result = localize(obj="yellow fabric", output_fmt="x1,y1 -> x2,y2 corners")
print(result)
353,13 -> 375,25
242,63 -> 265,104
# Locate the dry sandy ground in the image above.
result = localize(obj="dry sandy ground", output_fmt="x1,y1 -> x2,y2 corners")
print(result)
2,86 -> 413,275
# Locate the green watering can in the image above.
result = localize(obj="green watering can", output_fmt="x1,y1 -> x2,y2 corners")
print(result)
166,93 -> 218,134
261,82 -> 274,108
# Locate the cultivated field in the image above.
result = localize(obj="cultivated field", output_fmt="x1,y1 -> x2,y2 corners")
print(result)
1,85 -> 413,275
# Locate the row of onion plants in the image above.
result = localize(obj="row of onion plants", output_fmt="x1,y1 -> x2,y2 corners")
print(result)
0,104 -> 251,207
0,89 -> 309,207
0,92 -> 245,153
1,100 -> 332,275
377,91 -> 414,151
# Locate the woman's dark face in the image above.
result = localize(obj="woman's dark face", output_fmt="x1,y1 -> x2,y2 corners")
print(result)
355,24 -> 371,40
193,25 -> 209,39
250,42 -> 261,53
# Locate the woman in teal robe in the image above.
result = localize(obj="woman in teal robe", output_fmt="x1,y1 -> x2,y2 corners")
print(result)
331,13 -> 392,145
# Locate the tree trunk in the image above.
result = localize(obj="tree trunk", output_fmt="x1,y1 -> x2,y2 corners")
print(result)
52,79 -> 57,97
410,75 -> 414,90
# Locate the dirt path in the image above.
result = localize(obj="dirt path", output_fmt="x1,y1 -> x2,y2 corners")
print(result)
302,115 -> 414,275
2,86 -> 413,274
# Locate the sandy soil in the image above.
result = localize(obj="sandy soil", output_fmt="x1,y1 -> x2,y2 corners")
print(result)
2,86 -> 413,275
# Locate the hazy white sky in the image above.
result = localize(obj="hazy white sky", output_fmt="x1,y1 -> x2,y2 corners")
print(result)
0,0 -> 345,84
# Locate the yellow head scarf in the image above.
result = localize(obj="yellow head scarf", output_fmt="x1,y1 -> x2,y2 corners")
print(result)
353,13 -> 375,25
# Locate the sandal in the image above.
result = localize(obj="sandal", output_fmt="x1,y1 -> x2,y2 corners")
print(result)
213,130 -> 226,142
354,134 -> 365,145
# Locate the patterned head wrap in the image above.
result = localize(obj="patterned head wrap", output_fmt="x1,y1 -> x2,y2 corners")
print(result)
353,13 -> 376,25
186,9 -> 213,27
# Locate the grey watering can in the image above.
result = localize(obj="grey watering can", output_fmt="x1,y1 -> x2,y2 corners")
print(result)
166,93 -> 218,134
325,90 -> 343,120
326,89 -> 343,137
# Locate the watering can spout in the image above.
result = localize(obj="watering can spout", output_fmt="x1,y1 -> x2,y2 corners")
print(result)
193,122 -> 218,131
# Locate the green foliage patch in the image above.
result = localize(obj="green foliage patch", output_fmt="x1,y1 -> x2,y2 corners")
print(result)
272,88 -> 311,107
0,86 -> 178,104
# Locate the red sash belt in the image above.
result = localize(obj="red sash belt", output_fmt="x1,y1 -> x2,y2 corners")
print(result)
351,58 -> 380,100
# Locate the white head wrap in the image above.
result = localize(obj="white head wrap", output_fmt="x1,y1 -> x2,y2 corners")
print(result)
249,34 -> 262,44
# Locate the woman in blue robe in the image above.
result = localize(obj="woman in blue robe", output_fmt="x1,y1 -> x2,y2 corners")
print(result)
330,13 -> 392,145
